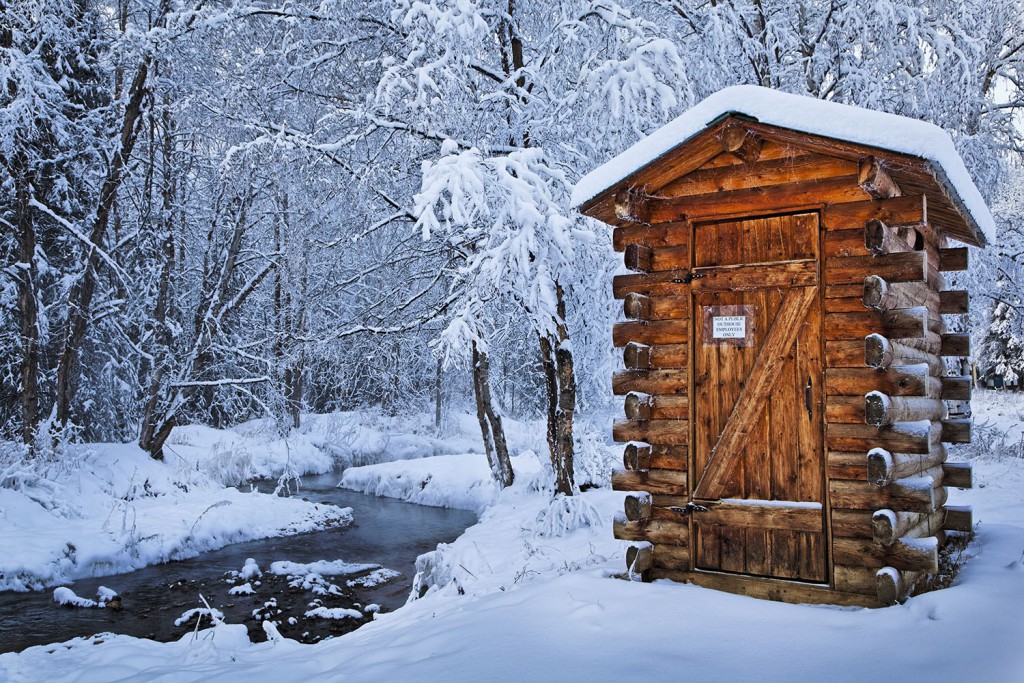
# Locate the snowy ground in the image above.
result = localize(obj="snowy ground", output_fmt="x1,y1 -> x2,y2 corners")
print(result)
1,393 -> 1023,680
0,411 -> 497,592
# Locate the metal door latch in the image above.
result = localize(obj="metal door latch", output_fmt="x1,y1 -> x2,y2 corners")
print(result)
669,502 -> 709,516
805,376 -> 813,420
671,271 -> 705,284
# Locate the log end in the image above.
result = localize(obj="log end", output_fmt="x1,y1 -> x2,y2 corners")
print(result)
626,542 -> 654,580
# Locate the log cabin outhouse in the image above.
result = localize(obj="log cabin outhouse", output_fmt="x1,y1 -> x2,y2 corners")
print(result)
573,85 -> 992,607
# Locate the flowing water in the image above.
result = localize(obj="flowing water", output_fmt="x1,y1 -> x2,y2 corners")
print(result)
0,470 -> 476,653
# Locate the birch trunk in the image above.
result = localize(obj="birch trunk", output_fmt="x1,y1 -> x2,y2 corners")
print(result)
472,341 -> 514,488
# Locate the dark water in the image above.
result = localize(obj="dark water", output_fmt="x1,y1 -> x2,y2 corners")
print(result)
0,471 -> 476,653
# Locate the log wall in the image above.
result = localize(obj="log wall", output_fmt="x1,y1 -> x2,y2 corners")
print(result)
602,124 -> 975,607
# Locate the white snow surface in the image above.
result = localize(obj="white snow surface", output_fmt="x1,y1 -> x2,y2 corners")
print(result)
572,85 -> 995,243
267,560 -> 379,577
339,451 -> 545,513
2,392 -> 1023,680
0,410 -> 510,592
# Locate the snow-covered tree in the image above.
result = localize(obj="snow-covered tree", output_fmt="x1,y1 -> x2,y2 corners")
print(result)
376,0 -> 690,493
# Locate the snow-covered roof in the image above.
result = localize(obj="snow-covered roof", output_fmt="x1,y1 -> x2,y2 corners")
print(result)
572,85 -> 994,245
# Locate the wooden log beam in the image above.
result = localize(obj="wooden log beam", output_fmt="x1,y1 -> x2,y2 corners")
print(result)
624,392 -> 652,420
828,450 -> 868,480
827,251 -> 928,286
624,492 -> 653,522
627,244 -> 692,273
943,505 -> 973,532
866,446 -> 947,485
719,121 -> 764,163
865,219 -> 902,255
613,259 -> 817,297
623,293 -> 689,321
826,366 -> 941,397
651,446 -> 687,471
623,342 -> 651,370
941,419 -> 972,444
942,462 -> 973,488
876,566 -> 925,605
863,334 -> 943,375
827,422 -> 940,455
626,543 -> 654,577
652,543 -> 691,571
862,275 -> 937,312
613,320 -> 689,346
940,334 -> 970,357
864,392 -> 945,426
941,376 -> 972,401
623,442 -> 651,471
833,536 -> 939,572
830,477 -> 937,513
858,157 -> 901,199
612,369 -> 688,395
613,513 -> 690,545
939,290 -> 969,315
611,468 -> 688,496
623,293 -> 652,320
827,307 -> 927,341
624,244 -> 654,272
827,396 -> 865,424
614,188 -> 654,224
823,194 -> 927,231
625,343 -> 688,370
699,500 -> 823,533
871,509 -> 945,546
938,247 -> 968,272
639,174 -> 867,224
613,220 -> 689,252
826,340 -> 869,367
628,394 -> 689,420
613,419 -> 689,446
662,153 -> 857,198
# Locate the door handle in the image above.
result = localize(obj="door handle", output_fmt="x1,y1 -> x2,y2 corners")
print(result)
805,376 -> 813,420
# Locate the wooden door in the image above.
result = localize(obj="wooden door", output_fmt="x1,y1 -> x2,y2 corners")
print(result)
690,212 -> 826,583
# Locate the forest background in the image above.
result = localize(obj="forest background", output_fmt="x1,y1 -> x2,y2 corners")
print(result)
5,0 -> 1024,493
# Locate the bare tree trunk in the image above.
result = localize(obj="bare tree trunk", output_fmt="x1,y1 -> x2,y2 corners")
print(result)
138,108 -> 177,459
434,356 -> 442,429
539,281 -> 576,496
472,340 -> 513,488
140,192 -> 273,459
54,57 -> 151,430
13,156 -> 40,447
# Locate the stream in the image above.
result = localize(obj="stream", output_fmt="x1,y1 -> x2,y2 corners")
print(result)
0,470 -> 477,654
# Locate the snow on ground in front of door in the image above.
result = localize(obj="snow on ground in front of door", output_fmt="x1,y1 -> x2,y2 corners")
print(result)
2,391 -> 1023,681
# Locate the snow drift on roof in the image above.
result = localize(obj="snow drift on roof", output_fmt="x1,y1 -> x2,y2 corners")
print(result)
572,85 -> 995,244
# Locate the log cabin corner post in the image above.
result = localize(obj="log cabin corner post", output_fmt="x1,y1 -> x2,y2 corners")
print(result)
575,86 -> 992,607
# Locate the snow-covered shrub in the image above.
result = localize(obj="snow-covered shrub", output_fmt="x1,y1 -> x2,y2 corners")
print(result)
530,494 -> 604,538
203,439 -> 255,487
573,418 -> 618,490
949,420 -> 1024,460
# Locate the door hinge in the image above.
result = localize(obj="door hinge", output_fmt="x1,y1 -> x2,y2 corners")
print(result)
669,502 -> 710,516
671,271 -> 705,285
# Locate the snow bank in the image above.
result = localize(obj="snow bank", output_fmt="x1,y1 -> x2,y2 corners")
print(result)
0,478 -> 351,592
572,84 -> 995,244
339,451 -> 545,513
3,445 -> 1023,680
3,393 -> 1022,679
0,409 -> 537,593
0,432 -> 353,592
